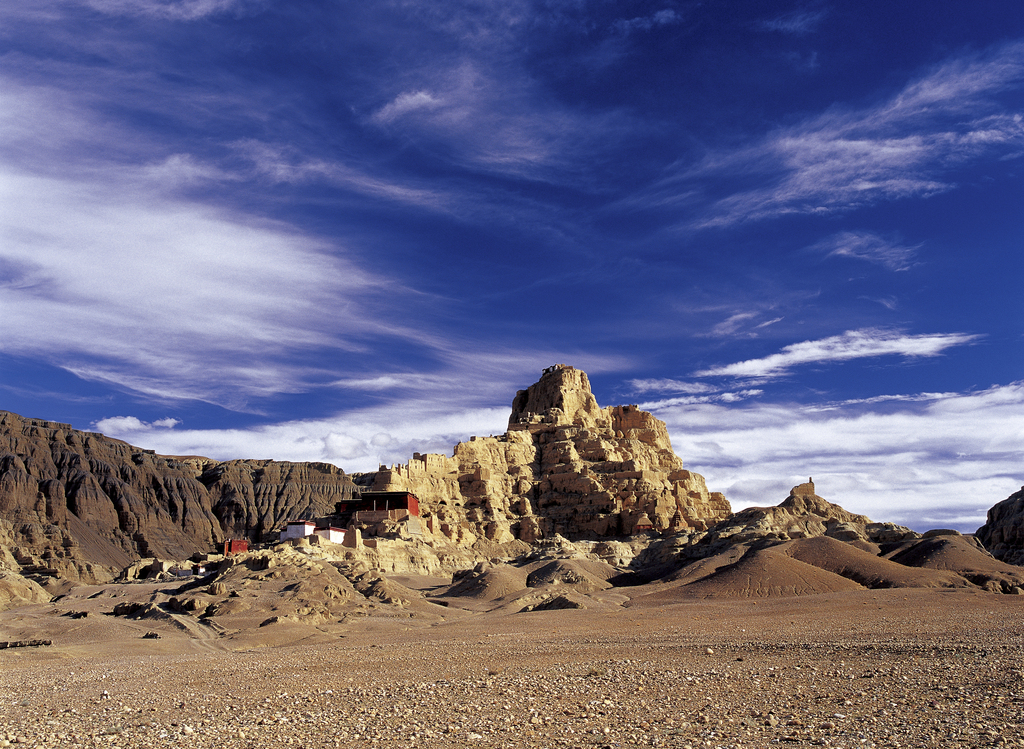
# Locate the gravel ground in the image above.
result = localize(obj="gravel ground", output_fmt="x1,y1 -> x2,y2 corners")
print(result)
1,588 -> 1023,748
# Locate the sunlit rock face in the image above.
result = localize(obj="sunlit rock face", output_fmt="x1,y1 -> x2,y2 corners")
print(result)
368,364 -> 731,545
976,487 -> 1024,566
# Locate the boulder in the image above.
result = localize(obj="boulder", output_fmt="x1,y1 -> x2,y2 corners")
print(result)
976,487 -> 1024,566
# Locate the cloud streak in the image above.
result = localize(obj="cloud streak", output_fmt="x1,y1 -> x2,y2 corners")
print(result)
813,230 -> 920,271
695,329 -> 981,379
0,163 -> 404,407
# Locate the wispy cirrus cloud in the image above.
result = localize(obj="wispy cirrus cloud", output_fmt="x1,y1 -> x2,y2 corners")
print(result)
0,166 -> 401,407
700,311 -> 786,339
613,9 -> 682,34
695,329 -> 981,379
757,9 -> 828,35
365,62 -> 631,182
653,40 -> 1024,226
372,91 -> 446,124
802,392 -> 959,412
230,139 -> 449,210
638,390 -> 765,409
81,0 -> 257,21
813,230 -> 920,271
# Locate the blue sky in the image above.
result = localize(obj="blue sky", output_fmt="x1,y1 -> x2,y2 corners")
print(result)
2,0 -> 1022,531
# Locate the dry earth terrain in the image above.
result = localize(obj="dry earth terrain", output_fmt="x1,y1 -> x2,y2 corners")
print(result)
1,581 -> 1022,749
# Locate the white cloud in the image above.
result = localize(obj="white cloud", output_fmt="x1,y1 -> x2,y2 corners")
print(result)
0,80 -> 469,408
802,392 -> 957,411
95,404 -> 513,472
0,165 -> 408,407
372,91 -> 445,124
637,390 -> 764,410
93,416 -> 181,432
362,61 -> 633,183
613,9 -> 682,34
695,329 -> 981,379
813,230 -> 919,271
230,139 -> 449,210
653,382 -> 1024,530
627,379 -> 716,395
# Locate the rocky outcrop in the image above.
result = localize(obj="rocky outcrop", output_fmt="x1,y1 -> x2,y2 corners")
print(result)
0,570 -> 51,611
691,480 -> 918,555
368,364 -> 731,546
976,487 -> 1024,566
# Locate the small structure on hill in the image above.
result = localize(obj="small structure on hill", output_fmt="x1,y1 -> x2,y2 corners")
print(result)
634,513 -> 654,532
334,491 -> 422,535
279,519 -> 346,545
315,526 -> 346,544
223,539 -> 249,555
281,520 -> 316,542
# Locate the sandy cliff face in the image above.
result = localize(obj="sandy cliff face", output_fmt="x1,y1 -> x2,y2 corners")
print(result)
368,364 -> 731,545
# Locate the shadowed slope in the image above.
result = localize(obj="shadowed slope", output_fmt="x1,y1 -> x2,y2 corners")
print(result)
782,536 -> 972,590
626,545 -> 864,605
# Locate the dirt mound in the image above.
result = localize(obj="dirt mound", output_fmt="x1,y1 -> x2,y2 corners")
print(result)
524,559 -> 617,593
888,536 -> 1001,571
443,563 -> 530,601
885,536 -> 1024,592
782,536 -> 972,590
519,592 -> 588,612
627,546 -> 863,605
348,571 -> 422,606
663,545 -> 748,586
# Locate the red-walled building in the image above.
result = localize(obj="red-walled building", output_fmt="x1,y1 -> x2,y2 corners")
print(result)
335,492 -> 420,517
223,539 -> 249,555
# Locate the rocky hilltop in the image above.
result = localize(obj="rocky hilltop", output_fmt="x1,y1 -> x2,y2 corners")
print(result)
367,364 -> 731,545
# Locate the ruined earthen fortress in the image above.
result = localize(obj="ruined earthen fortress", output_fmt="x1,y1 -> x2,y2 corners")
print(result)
367,364 -> 730,545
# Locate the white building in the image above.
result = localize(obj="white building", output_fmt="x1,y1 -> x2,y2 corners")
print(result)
280,520 -> 316,541
314,526 -> 346,544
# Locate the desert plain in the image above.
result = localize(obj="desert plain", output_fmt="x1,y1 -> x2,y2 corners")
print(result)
2,578 -> 1023,749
